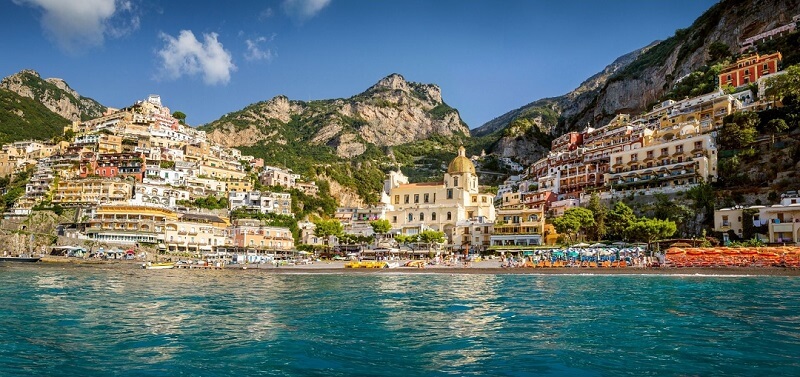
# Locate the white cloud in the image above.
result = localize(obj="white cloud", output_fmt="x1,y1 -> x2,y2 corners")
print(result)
258,7 -> 274,21
245,35 -> 275,62
157,30 -> 237,86
282,0 -> 331,21
13,0 -> 140,53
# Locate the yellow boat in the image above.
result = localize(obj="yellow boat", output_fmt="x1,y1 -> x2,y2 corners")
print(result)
142,262 -> 175,270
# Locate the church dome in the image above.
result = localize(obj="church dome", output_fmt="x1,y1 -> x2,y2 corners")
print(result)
447,146 -> 476,175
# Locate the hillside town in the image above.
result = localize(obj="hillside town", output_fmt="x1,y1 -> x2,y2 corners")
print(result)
1,47 -> 799,261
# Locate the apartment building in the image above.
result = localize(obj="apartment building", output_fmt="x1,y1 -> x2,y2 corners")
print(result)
718,52 -> 782,88
53,178 -> 133,206
85,203 -> 174,245
228,219 -> 295,251
164,212 -> 229,254
228,191 -> 292,215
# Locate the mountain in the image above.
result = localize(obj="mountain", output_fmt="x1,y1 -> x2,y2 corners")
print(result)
476,0 -> 800,163
200,73 -> 471,206
0,89 -> 71,144
201,73 -> 469,159
1,69 -> 106,122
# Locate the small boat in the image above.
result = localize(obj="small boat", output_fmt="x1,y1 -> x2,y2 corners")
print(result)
142,262 -> 175,269
0,256 -> 41,263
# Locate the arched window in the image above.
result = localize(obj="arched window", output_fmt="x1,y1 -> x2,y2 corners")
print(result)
431,212 -> 437,221
420,212 -> 425,221
408,213 -> 413,222
447,212 -> 452,220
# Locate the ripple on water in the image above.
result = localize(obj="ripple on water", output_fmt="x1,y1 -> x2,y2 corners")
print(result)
1,266 -> 800,376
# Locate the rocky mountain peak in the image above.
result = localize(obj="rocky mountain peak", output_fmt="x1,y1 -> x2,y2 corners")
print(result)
370,73 -> 410,92
1,69 -> 106,122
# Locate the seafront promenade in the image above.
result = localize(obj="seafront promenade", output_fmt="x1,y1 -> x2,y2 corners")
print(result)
33,256 -> 800,276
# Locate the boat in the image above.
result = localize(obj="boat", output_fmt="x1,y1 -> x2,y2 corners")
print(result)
0,255 -> 41,263
142,262 -> 175,269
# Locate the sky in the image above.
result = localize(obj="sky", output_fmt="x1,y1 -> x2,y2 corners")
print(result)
1,0 -> 719,129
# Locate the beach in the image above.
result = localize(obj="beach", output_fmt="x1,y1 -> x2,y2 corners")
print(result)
34,256 -> 800,276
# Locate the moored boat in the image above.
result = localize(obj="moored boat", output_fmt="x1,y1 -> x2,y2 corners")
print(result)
142,262 -> 175,269
0,256 -> 41,263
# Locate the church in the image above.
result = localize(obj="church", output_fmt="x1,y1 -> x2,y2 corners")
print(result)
381,146 -> 496,248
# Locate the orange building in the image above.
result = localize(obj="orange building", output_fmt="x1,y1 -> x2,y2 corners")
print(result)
718,52 -> 782,88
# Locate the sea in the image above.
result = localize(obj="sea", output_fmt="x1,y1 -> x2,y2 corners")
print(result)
2,264 -> 800,377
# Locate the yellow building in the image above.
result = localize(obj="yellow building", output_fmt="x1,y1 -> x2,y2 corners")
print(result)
86,203 -> 175,245
606,121 -> 717,193
491,191 -> 546,246
229,219 -> 295,251
165,213 -> 230,254
383,146 -> 495,246
53,178 -> 133,205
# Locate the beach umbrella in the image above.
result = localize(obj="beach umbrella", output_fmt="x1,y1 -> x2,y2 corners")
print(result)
574,242 -> 591,247
612,241 -> 628,246
590,243 -> 606,248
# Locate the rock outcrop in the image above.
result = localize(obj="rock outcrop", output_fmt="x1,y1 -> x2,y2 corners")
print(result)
0,69 -> 106,122
201,73 -> 469,157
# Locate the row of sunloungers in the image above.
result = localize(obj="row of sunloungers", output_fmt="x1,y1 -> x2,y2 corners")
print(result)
665,254 -> 800,268
513,260 -> 630,268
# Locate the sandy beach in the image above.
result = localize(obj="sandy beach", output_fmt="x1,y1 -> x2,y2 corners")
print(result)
34,256 -> 800,276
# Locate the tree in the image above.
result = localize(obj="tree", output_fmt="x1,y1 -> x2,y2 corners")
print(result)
686,182 -> 716,228
766,64 -> 800,100
606,202 -> 635,240
552,207 -> 595,244
370,219 -> 392,236
626,218 -> 677,253
418,230 -> 445,252
586,192 -> 607,241
172,111 -> 187,125
719,111 -> 759,150
313,219 -> 343,247
765,118 -> 788,145
650,193 -> 693,236
707,41 -> 731,63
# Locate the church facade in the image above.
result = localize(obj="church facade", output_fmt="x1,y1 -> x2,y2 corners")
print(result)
381,147 -> 496,248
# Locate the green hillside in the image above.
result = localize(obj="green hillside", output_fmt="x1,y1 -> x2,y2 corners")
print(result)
0,89 -> 70,143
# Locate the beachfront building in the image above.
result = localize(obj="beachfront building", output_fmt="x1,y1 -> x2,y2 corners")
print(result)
714,191 -> 800,244
164,213 -> 230,254
718,52 -> 782,88
228,219 -> 295,251
491,191 -> 545,246
382,146 -> 496,247
762,191 -> 800,244
605,121 -> 717,194
335,205 -> 389,236
85,203 -> 174,246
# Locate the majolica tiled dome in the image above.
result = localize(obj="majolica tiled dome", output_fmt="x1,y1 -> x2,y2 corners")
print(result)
447,146 -> 475,175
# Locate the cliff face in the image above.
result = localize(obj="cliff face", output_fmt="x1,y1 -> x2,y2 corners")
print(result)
0,70 -> 106,122
477,0 -> 800,162
202,73 -> 469,158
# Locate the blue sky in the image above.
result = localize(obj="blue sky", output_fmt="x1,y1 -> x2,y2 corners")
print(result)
1,0 -> 718,129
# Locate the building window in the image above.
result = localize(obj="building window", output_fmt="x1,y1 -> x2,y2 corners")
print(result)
414,194 -> 419,203
431,212 -> 437,221
447,189 -> 453,199
404,195 -> 409,204
392,216 -> 397,223
454,177 -> 459,186
482,196 -> 487,203
676,145 -> 683,153
447,212 -> 452,220
472,196 -> 477,203
694,141 -> 702,150
408,213 -> 413,222
630,153 -> 637,162
615,157 -> 622,165
646,151 -> 653,159
394,195 -> 399,204
419,213 -> 425,221
423,193 -> 429,203
432,193 -> 436,203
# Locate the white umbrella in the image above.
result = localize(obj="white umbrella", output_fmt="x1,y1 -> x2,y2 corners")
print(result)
590,242 -> 606,248
612,241 -> 628,246
574,242 -> 591,247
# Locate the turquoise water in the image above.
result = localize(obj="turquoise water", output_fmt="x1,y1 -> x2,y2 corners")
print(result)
2,265 -> 800,376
